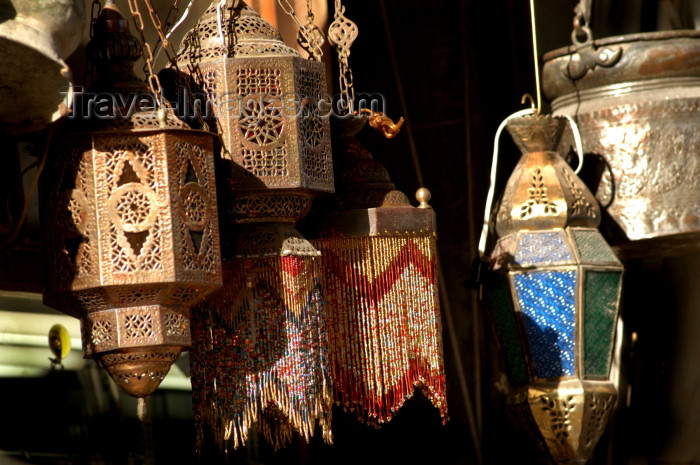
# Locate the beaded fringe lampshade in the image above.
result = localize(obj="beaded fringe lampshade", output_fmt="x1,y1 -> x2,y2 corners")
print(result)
484,115 -> 623,464
178,1 -> 335,451
40,3 -> 222,398
306,129 -> 448,425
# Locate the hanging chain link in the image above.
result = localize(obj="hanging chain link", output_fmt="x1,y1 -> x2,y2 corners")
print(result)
328,0 -> 358,113
84,0 -> 103,87
126,0 -> 163,107
143,0 -> 177,65
572,0 -> 593,45
277,0 -> 325,60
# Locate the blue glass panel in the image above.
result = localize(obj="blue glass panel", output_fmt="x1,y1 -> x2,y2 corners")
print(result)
514,270 -> 576,378
514,231 -> 573,266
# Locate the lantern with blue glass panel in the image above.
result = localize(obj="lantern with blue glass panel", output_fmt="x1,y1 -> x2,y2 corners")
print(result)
484,114 -> 623,465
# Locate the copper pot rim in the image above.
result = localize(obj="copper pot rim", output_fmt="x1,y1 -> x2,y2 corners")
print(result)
543,29 -> 700,62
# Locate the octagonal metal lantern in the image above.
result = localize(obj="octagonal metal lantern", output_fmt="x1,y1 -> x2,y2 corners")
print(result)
484,115 -> 623,464
177,0 -> 333,226
40,2 -> 222,398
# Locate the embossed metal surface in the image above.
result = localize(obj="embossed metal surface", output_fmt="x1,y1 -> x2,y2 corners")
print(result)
508,380 -> 618,464
0,0 -> 85,132
543,31 -> 700,252
495,115 -> 600,239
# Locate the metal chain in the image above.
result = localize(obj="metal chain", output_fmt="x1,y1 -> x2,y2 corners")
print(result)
328,0 -> 358,113
277,0 -> 325,60
84,0 -> 103,88
126,0 -> 163,107
572,0 -> 593,45
143,0 -> 177,65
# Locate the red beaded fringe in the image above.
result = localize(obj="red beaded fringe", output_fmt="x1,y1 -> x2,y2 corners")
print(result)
312,235 -> 448,425
191,255 -> 333,452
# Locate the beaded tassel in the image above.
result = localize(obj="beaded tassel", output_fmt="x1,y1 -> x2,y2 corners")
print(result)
191,255 -> 333,452
312,234 -> 448,424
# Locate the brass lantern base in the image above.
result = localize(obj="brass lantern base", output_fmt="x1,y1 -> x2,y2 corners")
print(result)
508,380 -> 617,465
97,346 -> 182,398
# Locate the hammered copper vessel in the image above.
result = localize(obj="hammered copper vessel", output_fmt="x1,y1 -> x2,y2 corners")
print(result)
543,30 -> 700,255
0,0 -> 85,132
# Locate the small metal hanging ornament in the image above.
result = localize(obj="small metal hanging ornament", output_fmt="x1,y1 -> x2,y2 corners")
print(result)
40,1 -> 222,399
177,1 -> 334,451
483,114 -> 623,464
304,123 -> 448,425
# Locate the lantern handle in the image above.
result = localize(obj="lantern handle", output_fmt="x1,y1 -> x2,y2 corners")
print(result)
563,114 -> 585,175
477,108 -> 537,259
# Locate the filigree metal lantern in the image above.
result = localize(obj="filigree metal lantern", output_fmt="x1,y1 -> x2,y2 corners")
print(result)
176,1 -> 335,451
305,125 -> 448,425
40,3 -> 222,398
484,115 -> 623,464
176,0 -> 333,230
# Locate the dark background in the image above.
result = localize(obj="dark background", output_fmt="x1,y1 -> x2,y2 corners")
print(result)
2,0 -> 700,464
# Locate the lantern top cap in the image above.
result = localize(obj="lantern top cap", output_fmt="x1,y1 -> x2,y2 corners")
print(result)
494,114 -> 600,237
506,114 -> 567,154
178,1 -> 300,63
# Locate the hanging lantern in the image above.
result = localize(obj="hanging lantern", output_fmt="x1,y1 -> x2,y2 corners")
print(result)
483,114 -> 623,464
542,1 -> 700,256
177,1 -> 334,451
304,126 -> 448,425
176,0 -> 333,220
40,2 -> 222,398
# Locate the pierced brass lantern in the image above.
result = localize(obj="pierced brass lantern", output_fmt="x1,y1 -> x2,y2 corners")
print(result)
176,0 -> 333,229
484,115 -> 623,464
40,3 -> 222,398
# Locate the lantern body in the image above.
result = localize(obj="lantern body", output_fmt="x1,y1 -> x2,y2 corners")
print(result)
177,2 -> 334,450
486,115 -> 623,464
177,1 -> 333,226
42,114 -> 222,397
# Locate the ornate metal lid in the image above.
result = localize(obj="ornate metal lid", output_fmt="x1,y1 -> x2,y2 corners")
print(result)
494,115 -> 600,237
177,0 -> 300,64
74,2 -> 190,133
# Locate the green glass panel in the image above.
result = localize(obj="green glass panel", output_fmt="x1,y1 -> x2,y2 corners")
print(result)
583,270 -> 621,377
572,229 -> 619,264
484,277 -> 528,385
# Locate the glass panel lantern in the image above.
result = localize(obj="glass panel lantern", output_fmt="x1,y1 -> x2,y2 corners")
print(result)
484,115 -> 623,464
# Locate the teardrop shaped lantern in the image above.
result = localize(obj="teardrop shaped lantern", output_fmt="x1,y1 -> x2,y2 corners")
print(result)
40,3 -> 222,398
484,115 -> 623,464
177,1 -> 334,451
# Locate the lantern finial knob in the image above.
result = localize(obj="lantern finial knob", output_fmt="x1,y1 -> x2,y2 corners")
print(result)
416,187 -> 432,208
